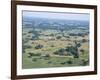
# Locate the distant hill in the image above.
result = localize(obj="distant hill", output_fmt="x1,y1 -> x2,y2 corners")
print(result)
23,17 -> 89,30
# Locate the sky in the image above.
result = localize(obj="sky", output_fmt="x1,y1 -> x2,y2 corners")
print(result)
22,11 -> 90,21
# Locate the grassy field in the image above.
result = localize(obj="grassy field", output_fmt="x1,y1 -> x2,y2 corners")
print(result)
22,27 -> 89,69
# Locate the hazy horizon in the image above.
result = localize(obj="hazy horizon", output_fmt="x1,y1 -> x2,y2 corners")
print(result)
22,11 -> 90,21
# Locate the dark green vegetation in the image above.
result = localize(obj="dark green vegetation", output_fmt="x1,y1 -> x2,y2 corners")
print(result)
22,17 -> 89,69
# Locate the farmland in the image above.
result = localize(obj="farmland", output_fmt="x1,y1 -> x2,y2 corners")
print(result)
22,17 -> 89,69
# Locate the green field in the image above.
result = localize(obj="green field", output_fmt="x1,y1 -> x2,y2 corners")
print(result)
22,27 -> 89,69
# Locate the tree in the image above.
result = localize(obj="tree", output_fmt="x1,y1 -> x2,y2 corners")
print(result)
67,60 -> 73,64
74,41 -> 81,48
53,48 -> 65,56
56,36 -> 62,39
51,45 -> 55,47
69,33 -> 76,36
66,46 -> 79,58
53,51 -> 59,55
28,52 -> 33,58
50,34 -> 54,36
32,58 -> 37,62
45,54 -> 50,57
35,44 -> 43,49
28,30 -> 33,33
72,47 -> 79,58
81,59 -> 88,66
66,36 -> 70,38
80,49 -> 84,53
58,48 -> 65,55
81,39 -> 87,43
80,49 -> 85,55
